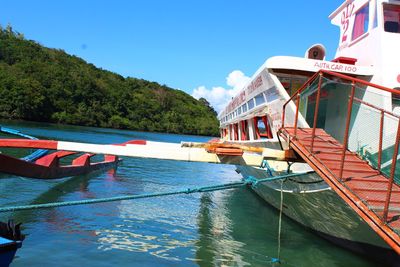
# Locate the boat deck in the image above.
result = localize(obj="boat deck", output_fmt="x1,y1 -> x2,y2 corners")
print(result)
280,127 -> 400,253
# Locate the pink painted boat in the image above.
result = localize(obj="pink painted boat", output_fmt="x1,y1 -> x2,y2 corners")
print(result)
0,127 -> 146,179
0,151 -> 119,179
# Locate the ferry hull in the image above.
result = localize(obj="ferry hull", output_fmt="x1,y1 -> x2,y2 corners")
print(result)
237,165 -> 400,265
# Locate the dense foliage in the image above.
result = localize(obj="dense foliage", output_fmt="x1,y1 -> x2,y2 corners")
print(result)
0,25 -> 219,136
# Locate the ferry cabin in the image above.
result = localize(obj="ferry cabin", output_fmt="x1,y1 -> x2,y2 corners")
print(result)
218,0 -> 400,145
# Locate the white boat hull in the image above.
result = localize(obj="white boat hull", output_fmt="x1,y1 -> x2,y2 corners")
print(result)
236,164 -> 400,263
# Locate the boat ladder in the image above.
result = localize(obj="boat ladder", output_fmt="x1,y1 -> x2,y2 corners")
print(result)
280,70 -> 400,254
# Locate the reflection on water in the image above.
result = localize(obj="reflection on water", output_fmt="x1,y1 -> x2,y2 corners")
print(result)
0,121 -> 380,266
196,191 -> 251,267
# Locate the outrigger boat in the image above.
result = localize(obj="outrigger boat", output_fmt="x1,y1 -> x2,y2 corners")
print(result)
0,126 -> 122,266
0,126 -> 120,179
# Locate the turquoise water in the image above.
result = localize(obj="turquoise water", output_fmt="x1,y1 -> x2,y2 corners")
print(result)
0,121 -> 380,266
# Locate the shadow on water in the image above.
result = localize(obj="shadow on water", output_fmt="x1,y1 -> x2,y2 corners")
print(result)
2,167 -> 120,225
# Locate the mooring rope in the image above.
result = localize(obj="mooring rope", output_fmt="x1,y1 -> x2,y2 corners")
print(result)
277,179 -> 284,262
0,170 -> 313,266
0,171 -> 313,213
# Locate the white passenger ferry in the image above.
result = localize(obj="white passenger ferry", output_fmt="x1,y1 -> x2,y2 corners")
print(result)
217,0 -> 400,263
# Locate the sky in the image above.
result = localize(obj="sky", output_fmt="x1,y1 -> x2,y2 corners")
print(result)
0,0 -> 343,112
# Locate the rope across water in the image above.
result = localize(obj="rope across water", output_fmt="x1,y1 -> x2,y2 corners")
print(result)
0,171 -> 313,213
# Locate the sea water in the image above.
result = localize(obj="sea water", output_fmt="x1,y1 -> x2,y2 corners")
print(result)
0,121 -> 379,267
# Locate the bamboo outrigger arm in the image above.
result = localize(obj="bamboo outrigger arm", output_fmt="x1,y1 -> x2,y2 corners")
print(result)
181,142 -> 302,163
0,139 -> 303,167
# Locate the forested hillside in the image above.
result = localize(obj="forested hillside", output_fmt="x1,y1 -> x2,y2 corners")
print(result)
0,25 -> 219,136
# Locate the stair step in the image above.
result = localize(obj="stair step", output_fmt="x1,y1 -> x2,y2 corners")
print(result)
316,157 -> 366,164
370,206 -> 400,212
351,187 -> 400,193
331,169 -> 381,179
367,198 -> 400,204
326,163 -> 376,172
316,153 -> 363,162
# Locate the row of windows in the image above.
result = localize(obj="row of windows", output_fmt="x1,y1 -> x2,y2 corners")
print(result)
220,92 -> 267,124
352,2 -> 400,42
221,116 -> 273,141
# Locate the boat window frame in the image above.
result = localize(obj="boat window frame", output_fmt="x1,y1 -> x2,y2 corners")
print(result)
247,98 -> 255,110
254,93 -> 266,106
253,116 -> 273,140
351,3 -> 370,41
372,0 -> 378,29
383,3 -> 400,33
393,87 -> 400,112
241,103 -> 248,113
240,120 -> 248,141
233,123 -> 239,141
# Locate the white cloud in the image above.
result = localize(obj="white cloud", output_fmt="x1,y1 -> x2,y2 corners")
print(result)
192,70 -> 251,113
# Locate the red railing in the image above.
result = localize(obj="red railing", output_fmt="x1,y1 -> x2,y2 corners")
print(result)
281,70 -> 400,223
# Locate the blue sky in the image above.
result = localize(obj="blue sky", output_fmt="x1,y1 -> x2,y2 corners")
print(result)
1,0 -> 343,111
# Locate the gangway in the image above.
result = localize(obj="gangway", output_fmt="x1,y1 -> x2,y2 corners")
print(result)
280,70 -> 400,253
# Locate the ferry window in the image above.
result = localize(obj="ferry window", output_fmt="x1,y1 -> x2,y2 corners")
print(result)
352,4 -> 369,40
238,107 -> 242,115
233,123 -> 239,141
240,120 -> 248,141
253,116 -> 273,139
384,4 -> 400,33
276,75 -> 307,96
247,99 -> 255,110
241,103 -> 247,113
255,93 -> 265,106
223,128 -> 228,138
393,88 -> 400,110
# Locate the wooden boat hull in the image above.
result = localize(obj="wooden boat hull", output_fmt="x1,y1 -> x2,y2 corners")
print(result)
236,164 -> 400,264
0,153 -> 119,179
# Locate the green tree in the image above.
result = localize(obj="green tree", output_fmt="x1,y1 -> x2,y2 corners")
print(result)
0,24 -> 220,136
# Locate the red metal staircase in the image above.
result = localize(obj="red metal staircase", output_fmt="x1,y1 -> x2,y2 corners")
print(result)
280,70 -> 400,254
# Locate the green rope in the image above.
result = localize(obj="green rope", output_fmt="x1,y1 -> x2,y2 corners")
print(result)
0,171 -> 314,213
247,171 -> 314,188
